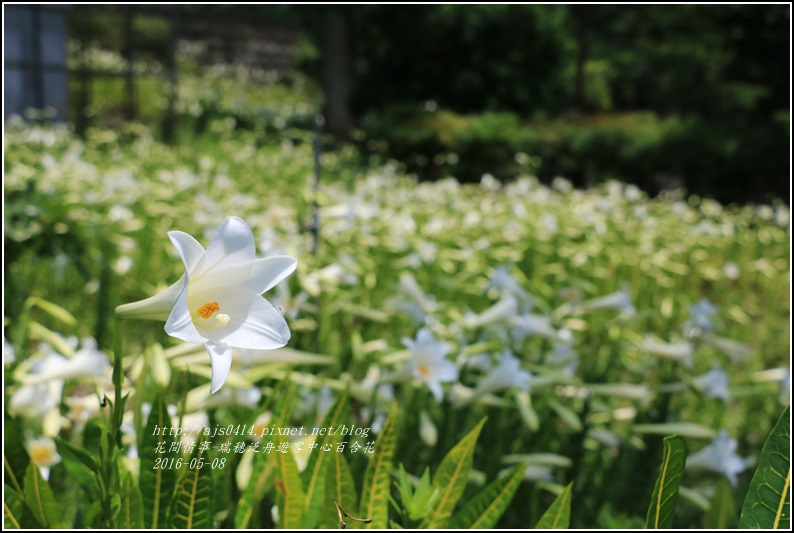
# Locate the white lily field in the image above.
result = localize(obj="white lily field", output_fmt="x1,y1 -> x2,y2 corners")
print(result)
3,71 -> 791,529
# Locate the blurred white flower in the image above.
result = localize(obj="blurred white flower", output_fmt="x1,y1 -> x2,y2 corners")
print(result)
464,295 -> 518,329
683,298 -> 718,337
511,313 -> 559,342
686,430 -> 749,487
401,328 -> 458,402
723,262 -> 740,280
27,437 -> 62,479
472,350 -> 532,399
23,339 -> 111,385
4,337 -> 15,365
695,366 -> 731,402
486,266 -> 533,304
390,273 -> 438,325
577,285 -> 635,316
701,334 -> 751,362
641,336 -> 694,367
116,217 -> 297,393
65,394 -> 102,431
419,411 -> 438,447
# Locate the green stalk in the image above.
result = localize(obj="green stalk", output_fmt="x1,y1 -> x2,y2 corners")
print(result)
99,317 -> 126,527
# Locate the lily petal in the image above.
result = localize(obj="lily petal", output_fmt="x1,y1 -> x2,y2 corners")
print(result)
168,231 -> 206,273
165,284 -> 207,344
195,216 -> 256,277
200,256 -> 297,296
115,276 -> 185,321
206,342 -> 233,394
217,294 -> 291,349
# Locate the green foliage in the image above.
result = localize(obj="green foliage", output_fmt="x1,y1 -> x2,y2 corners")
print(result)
646,435 -> 687,529
323,452 -> 359,529
23,463 -> 66,528
395,465 -> 441,522
301,387 -> 350,528
707,478 -> 737,529
274,433 -> 305,529
420,417 -> 487,528
360,404 -> 398,528
535,482 -> 573,529
139,394 -> 177,528
168,437 -> 214,529
739,406 -> 790,529
449,463 -> 527,528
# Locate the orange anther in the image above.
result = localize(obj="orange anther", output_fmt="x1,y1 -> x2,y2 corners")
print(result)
197,301 -> 220,319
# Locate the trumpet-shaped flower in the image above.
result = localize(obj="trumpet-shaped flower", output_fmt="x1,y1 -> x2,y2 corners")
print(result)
401,328 -> 458,402
695,366 -> 731,402
116,217 -> 297,393
472,350 -> 532,398
686,430 -> 748,487
27,436 -> 61,480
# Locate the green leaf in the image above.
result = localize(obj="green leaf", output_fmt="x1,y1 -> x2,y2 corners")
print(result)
359,404 -> 398,529
646,435 -> 687,529
234,381 -> 296,529
139,393 -> 177,528
4,485 -> 35,529
4,416 -> 30,494
235,451 -> 277,528
119,467 -> 144,529
169,438 -> 214,529
275,433 -> 305,529
302,387 -> 350,528
739,406 -> 790,529
324,451 -> 359,528
23,463 -> 66,528
535,482 -> 573,529
54,438 -> 100,496
421,417 -> 487,529
450,463 -> 526,528
707,478 -> 737,529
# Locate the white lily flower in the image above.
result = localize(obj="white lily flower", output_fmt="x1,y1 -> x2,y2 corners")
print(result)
486,266 -> 533,304
511,313 -> 559,342
695,366 -> 731,402
472,350 -> 532,398
683,298 -> 718,337
23,341 -> 111,385
464,295 -> 518,329
686,430 -> 749,487
27,437 -> 61,480
641,336 -> 694,366
402,328 -> 458,402
116,217 -> 297,393
577,285 -> 635,316
3,337 -> 15,365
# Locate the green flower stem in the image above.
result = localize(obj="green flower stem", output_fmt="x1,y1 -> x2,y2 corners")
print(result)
99,317 -> 126,528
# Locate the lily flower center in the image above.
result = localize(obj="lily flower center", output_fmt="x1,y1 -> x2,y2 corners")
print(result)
196,301 -> 231,327
417,364 -> 431,377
